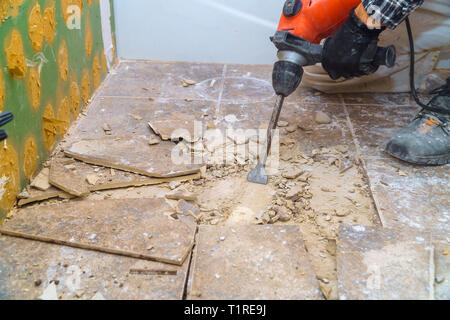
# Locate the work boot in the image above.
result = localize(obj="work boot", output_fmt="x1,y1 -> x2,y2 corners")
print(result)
386,78 -> 450,165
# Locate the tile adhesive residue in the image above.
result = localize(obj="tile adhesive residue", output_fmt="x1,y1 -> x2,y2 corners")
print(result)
22,136 -> 39,180
5,29 -> 27,78
0,141 -> 20,212
28,3 -> 44,52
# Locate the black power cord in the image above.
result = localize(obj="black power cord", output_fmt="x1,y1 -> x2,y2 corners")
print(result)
405,17 -> 450,114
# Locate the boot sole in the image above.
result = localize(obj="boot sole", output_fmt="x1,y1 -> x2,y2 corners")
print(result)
385,148 -> 450,166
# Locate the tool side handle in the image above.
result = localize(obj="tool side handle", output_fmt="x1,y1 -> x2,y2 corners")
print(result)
374,45 -> 396,68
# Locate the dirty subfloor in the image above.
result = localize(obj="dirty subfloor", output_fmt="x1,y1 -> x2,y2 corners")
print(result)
0,60 -> 448,300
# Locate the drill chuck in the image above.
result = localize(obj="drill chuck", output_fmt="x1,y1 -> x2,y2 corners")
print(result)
272,60 -> 304,97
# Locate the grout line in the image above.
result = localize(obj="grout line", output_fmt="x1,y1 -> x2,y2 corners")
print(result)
428,243 -> 436,300
215,65 -> 227,116
182,228 -> 198,300
339,94 -> 385,227
118,58 -> 227,66
96,95 -> 217,102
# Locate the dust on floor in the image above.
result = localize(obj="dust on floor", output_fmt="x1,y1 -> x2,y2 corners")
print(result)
72,145 -> 379,300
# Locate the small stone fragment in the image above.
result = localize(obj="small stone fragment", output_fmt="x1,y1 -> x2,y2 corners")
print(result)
148,137 -> 160,145
91,292 -> 106,300
398,170 -> 408,177
169,181 -> 182,190
102,123 -> 111,132
256,211 -> 270,224
286,185 -> 304,201
278,207 -> 292,222
317,276 -> 330,284
326,240 -> 337,256
86,174 -> 99,185
282,167 -> 304,179
315,111 -> 332,124
286,126 -> 297,133
130,114 -> 143,121
336,210 -> 352,217
319,283 -> 332,300
335,145 -> 349,153
435,276 -> 445,284
181,78 -> 196,87
298,123 -> 313,131
40,283 -> 58,300
34,279 -> 42,287
278,121 -> 289,128
18,190 -> 31,199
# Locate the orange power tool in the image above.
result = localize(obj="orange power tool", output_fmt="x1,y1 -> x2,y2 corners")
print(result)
248,0 -> 396,184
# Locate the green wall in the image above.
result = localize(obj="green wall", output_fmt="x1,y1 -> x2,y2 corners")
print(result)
0,0 -> 116,219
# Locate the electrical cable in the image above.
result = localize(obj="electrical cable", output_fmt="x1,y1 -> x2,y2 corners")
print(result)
405,17 -> 450,114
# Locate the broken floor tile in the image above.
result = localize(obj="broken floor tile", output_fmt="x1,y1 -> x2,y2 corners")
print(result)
30,168 -> 51,191
65,138 -> 203,178
30,156 -> 200,203
49,162 -> 90,197
188,225 -> 322,300
0,198 -> 196,266
0,235 -> 190,300
148,112 -> 199,142
67,97 -> 214,142
337,224 -> 434,300
18,187 -> 73,207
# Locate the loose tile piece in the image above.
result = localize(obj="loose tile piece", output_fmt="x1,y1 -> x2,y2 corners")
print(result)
64,138 -> 203,178
18,187 -> 73,207
188,225 -> 322,300
30,168 -> 51,191
337,224 -> 434,300
148,113 -> 199,142
0,236 -> 190,300
18,166 -> 200,206
67,97 -> 214,143
49,162 -> 90,197
53,156 -> 200,193
315,111 -> 332,124
166,189 -> 198,202
0,198 -> 196,265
